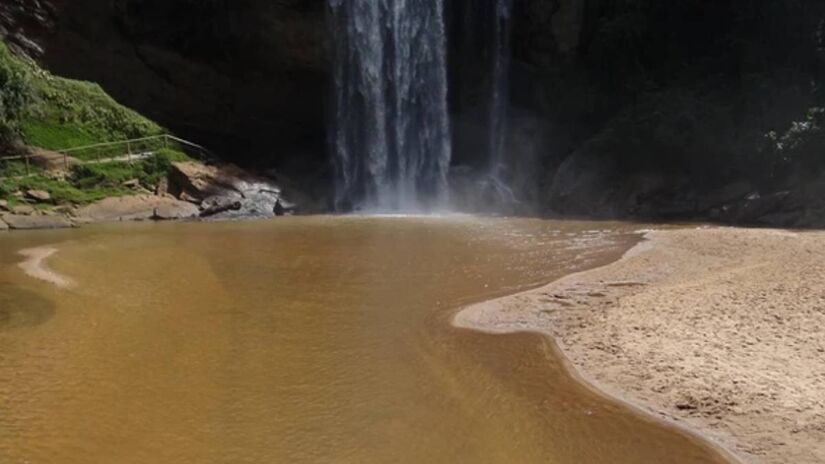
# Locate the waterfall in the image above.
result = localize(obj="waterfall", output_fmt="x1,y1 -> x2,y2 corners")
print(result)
328,0 -> 452,212
488,0 -> 514,194
453,0 -> 517,208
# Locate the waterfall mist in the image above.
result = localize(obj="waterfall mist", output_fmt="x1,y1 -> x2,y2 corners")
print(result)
328,0 -> 452,213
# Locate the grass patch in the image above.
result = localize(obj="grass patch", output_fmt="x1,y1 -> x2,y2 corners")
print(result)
20,119 -> 100,150
0,160 -> 32,177
0,149 -> 190,206
24,73 -> 163,150
154,148 -> 191,163
0,174 -> 129,205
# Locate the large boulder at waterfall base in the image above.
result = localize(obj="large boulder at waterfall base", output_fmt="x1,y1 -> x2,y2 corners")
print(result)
200,197 -> 243,218
168,160 -> 305,218
169,162 -> 240,201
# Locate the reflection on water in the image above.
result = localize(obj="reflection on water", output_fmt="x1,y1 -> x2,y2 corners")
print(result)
0,217 -> 729,463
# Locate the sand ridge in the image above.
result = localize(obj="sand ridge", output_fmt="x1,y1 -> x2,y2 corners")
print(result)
18,246 -> 75,289
455,227 -> 825,464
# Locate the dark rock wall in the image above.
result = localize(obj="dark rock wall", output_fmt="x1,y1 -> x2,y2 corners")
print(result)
508,0 -> 825,222
0,0 -> 62,56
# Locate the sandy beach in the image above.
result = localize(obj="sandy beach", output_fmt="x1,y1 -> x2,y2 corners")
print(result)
18,246 -> 75,289
455,227 -> 825,464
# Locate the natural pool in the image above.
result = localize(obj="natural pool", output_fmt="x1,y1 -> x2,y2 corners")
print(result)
0,217 -> 729,463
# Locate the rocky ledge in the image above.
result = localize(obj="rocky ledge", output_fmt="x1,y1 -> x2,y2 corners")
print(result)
0,160 -> 318,233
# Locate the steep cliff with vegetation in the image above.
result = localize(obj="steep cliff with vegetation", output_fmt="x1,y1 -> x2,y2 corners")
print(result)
2,0 -> 327,171
0,40 -> 181,206
0,42 -> 161,148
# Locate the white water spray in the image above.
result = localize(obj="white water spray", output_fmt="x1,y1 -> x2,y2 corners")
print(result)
328,0 -> 452,212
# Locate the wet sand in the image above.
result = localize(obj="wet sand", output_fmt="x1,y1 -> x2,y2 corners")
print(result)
455,227 -> 825,463
17,246 -> 74,289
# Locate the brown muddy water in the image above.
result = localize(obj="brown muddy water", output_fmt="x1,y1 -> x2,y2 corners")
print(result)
0,216 -> 729,463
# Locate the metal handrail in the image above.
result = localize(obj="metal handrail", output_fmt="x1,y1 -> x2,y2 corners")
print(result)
59,135 -> 167,153
0,134 -> 217,179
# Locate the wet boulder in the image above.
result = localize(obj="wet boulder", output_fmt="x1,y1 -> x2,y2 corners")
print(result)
200,196 -> 243,218
169,160 -> 302,219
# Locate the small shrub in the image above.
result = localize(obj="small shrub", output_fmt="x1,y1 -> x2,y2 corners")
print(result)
155,148 -> 190,162
135,149 -> 189,186
759,107 -> 825,185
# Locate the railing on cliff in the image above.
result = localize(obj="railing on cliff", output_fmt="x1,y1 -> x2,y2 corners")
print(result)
0,134 -> 217,179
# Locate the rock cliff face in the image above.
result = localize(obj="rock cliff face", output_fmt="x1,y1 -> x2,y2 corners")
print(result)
508,0 -> 825,224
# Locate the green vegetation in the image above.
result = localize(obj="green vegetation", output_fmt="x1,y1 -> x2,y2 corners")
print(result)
72,150 -> 185,191
0,43 -> 33,149
19,72 -> 163,151
0,160 -> 30,178
0,42 -> 195,209
0,41 -> 162,152
0,172 -> 129,206
20,119 -> 100,151
0,149 -> 189,206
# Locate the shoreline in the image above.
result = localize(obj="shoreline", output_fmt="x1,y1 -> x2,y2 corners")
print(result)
454,227 -> 825,464
18,246 -> 75,289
